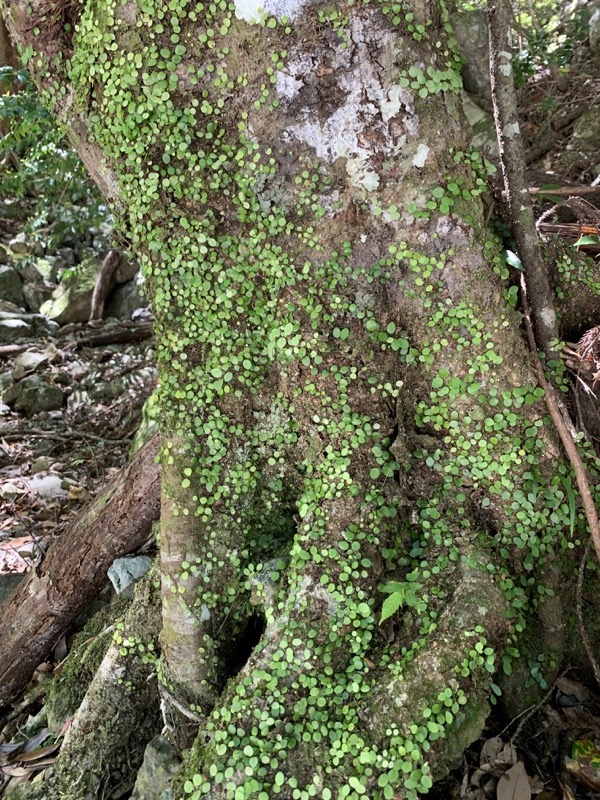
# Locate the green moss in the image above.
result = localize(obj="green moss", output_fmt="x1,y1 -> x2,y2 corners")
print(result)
46,595 -> 131,731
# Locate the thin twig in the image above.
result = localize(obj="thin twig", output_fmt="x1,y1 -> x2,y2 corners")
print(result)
509,678 -> 559,743
576,535 -> 600,688
521,276 -> 600,565
158,683 -> 204,724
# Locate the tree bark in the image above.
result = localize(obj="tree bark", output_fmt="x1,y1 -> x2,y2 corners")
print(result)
0,434 -> 160,707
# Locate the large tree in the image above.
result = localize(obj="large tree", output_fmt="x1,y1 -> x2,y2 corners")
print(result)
1,0 -> 597,798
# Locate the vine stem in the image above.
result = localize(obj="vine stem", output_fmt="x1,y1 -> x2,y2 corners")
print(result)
521,275 -> 600,565
576,536 -> 600,687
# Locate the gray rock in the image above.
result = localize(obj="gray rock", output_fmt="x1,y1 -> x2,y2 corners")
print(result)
33,257 -> 58,283
31,455 -> 54,474
571,106 -> 600,150
19,261 -> 44,283
8,235 -> 44,258
0,300 -> 23,314
106,274 -> 148,321
451,9 -> 493,110
462,93 -> 499,157
8,233 -> 30,255
53,371 -> 71,386
0,314 -> 29,343
0,265 -> 25,307
0,244 -> 9,265
89,379 -> 126,402
0,373 -> 14,391
131,736 -> 181,800
0,311 -> 58,344
55,247 -> 75,267
23,282 -> 55,313
39,257 -> 99,325
108,555 -> 153,596
3,376 -> 64,416
15,350 -> 48,372
30,239 -> 45,257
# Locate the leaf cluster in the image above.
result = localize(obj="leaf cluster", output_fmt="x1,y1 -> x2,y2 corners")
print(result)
0,67 -> 109,248
379,578 -> 425,623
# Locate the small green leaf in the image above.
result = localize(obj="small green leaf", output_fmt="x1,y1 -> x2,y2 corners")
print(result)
563,474 -> 576,534
574,235 -> 600,247
380,590 -> 405,623
505,250 -> 522,270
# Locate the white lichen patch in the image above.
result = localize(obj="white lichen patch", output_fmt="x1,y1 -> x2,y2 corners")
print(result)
412,142 -> 430,168
339,143 -> 379,192
275,16 -> 416,191
498,50 -> 513,77
313,584 -> 339,616
275,68 -> 306,100
540,306 -> 557,328
234,0 -> 311,22
380,84 -> 414,123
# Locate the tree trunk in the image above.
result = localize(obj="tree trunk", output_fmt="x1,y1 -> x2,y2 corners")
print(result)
1,1 -> 593,797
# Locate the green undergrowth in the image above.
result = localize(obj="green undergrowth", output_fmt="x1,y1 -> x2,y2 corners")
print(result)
0,66 -> 109,248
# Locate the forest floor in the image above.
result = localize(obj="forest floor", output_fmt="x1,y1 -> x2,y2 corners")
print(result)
0,36 -> 599,800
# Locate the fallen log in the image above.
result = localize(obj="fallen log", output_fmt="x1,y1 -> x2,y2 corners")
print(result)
0,433 -> 160,707
70,321 -> 154,349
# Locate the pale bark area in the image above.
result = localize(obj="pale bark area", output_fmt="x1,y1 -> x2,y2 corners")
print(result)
0,1 -> 593,798
0,435 -> 160,706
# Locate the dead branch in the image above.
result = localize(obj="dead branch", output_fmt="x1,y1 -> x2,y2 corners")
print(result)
488,0 -> 559,354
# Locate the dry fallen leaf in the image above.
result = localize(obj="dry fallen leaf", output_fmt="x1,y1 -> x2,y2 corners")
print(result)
20,728 -> 52,754
1,766 -> 29,778
565,738 -> 600,791
0,480 -> 25,498
16,743 -> 60,763
481,736 -> 505,766
0,546 -> 30,574
556,676 -> 591,704
67,485 -> 88,502
497,761 -> 532,800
